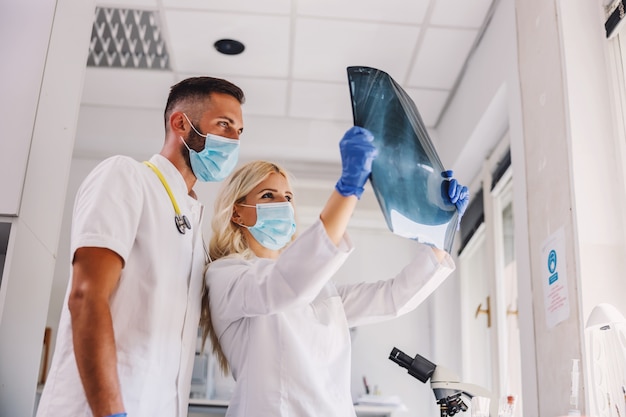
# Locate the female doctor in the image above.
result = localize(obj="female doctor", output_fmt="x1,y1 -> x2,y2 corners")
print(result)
201,126 -> 468,417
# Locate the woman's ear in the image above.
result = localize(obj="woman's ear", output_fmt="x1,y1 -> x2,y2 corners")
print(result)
231,207 -> 242,225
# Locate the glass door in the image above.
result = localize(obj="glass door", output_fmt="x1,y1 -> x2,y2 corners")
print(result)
458,137 -> 523,416
493,176 -> 522,417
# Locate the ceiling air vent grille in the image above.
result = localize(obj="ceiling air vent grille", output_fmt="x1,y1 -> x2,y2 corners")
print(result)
87,7 -> 170,70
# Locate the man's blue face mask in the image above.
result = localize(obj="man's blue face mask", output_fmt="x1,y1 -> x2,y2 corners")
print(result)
181,113 -> 239,182
239,202 -> 296,250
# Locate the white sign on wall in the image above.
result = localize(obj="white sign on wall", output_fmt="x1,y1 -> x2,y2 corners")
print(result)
541,227 -> 570,328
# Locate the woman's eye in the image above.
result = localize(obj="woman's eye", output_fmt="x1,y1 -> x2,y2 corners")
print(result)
285,195 -> 292,202
261,192 -> 273,199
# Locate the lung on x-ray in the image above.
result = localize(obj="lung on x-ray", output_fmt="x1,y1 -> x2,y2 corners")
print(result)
347,66 -> 458,253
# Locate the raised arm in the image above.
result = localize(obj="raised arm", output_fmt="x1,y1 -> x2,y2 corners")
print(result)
338,242 -> 455,327
320,126 -> 378,244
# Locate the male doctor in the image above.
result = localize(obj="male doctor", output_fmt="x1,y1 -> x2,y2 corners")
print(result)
37,77 -> 245,417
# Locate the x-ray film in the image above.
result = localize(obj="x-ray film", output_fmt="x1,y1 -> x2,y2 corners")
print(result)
347,66 -> 458,253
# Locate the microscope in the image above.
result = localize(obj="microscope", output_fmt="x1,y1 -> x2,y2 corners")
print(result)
389,347 -> 498,417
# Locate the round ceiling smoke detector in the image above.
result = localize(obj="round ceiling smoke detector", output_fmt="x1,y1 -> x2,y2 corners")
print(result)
214,39 -> 245,55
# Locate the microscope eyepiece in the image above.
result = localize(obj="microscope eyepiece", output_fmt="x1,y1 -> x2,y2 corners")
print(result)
389,347 -> 436,383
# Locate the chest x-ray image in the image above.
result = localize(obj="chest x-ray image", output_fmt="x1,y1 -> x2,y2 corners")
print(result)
347,66 -> 459,253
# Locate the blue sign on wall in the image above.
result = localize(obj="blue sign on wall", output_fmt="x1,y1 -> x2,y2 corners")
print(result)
548,249 -> 558,285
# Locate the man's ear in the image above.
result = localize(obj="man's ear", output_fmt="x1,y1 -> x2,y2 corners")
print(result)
169,111 -> 187,136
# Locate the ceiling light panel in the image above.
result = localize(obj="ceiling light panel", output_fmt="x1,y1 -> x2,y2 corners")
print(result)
87,7 -> 170,70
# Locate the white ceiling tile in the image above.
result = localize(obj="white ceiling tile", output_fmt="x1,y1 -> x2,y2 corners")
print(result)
238,116 -> 347,163
95,0 -> 159,8
408,27 -> 478,89
292,18 -> 420,82
289,81 -> 353,121
171,74 -> 288,118
405,88 -> 450,127
164,10 -> 290,77
218,77 -> 289,118
161,0 -> 291,14
296,0 -> 429,24
81,67 -> 176,109
430,0 -> 493,28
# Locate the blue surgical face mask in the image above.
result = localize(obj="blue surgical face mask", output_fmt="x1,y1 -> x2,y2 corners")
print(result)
239,202 -> 296,250
181,113 -> 239,182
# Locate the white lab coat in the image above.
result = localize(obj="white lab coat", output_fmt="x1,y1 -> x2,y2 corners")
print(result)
206,219 -> 455,417
37,154 -> 206,417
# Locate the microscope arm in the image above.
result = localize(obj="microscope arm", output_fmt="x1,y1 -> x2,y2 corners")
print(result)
430,365 -> 498,417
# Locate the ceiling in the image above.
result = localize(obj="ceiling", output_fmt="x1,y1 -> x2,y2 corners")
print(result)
75,0 -> 496,184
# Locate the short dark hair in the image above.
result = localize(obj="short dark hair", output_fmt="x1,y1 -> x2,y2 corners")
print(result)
164,77 -> 245,128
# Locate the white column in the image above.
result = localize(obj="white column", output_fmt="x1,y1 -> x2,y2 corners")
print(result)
0,1 -> 94,415
514,0 -> 626,416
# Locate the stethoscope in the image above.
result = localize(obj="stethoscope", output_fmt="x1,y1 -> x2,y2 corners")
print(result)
143,161 -> 191,234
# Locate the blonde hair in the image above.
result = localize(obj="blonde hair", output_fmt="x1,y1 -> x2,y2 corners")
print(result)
200,160 -> 296,375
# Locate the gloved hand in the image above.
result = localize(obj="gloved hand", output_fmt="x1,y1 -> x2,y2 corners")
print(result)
441,170 -> 469,218
335,126 -> 379,199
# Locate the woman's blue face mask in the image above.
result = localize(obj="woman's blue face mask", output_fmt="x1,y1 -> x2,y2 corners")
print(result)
181,113 -> 239,182
239,202 -> 296,250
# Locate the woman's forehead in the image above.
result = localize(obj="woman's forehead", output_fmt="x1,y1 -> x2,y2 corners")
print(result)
255,172 -> 290,189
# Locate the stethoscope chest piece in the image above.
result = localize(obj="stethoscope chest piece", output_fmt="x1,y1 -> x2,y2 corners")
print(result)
143,161 -> 193,235
175,214 -> 192,234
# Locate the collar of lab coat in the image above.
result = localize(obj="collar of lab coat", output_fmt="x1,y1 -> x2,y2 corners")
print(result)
148,154 -> 189,199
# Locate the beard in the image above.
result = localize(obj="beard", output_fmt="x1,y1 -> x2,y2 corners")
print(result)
180,128 -> 206,171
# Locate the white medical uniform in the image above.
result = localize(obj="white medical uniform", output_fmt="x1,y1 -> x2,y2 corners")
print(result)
207,219 -> 455,417
37,154 -> 206,417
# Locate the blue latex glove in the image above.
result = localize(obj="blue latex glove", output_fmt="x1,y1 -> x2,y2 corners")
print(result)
105,413 -> 127,417
441,170 -> 469,218
335,126 -> 378,199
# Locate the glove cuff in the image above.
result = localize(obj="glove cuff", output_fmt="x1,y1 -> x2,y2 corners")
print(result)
106,413 -> 127,417
335,179 -> 364,199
